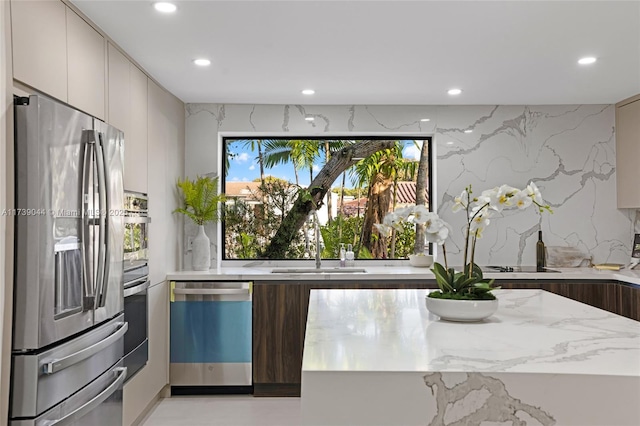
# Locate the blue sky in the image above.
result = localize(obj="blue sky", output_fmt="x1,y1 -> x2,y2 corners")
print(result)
225,140 -> 424,188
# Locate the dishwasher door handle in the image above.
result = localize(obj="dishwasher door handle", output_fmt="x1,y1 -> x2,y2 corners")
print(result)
172,288 -> 250,296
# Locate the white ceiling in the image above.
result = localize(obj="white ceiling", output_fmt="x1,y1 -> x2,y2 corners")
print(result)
71,0 -> 640,105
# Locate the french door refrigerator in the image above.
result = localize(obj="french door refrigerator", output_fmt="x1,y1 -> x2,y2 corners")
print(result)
10,95 -> 127,425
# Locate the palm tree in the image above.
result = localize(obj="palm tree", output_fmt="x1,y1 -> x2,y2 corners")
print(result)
242,139 -> 265,186
261,140 -> 397,259
262,139 -> 320,186
413,139 -> 430,254
351,142 -> 404,259
263,139 -> 347,224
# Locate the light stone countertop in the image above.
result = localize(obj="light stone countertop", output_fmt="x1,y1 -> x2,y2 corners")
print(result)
301,289 -> 640,376
166,265 -> 640,286
299,289 -> 640,426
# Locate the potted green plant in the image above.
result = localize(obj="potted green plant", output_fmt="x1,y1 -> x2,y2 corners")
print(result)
376,182 -> 551,321
174,175 -> 225,271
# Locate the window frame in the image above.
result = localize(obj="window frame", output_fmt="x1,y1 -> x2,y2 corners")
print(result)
220,134 -> 434,265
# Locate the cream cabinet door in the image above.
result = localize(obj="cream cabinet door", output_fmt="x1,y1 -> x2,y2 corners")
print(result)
11,0 -> 67,101
107,43 -> 130,134
126,65 -> 148,193
616,96 -> 640,208
148,80 -> 168,285
66,7 -> 105,119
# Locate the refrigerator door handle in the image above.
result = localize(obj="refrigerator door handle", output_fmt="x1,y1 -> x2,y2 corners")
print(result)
45,367 -> 127,426
94,131 -> 107,309
42,322 -> 128,375
81,130 -> 95,310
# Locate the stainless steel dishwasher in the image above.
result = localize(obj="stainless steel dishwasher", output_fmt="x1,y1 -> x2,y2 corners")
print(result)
169,281 -> 252,395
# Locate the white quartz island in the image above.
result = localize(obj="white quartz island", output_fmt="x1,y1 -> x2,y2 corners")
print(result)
301,289 -> 640,426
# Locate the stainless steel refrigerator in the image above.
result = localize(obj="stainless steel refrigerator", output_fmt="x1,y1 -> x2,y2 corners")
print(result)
11,95 -> 127,425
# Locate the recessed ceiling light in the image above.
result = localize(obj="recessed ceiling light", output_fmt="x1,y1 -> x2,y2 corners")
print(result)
302,89 -> 315,95
464,130 -> 473,133
153,2 -> 177,13
420,118 -> 430,122
193,58 -> 211,66
578,57 -> 597,65
448,88 -> 462,95
446,141 -> 454,146
305,117 -> 315,121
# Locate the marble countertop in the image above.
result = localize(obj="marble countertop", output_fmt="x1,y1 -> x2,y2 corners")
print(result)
166,265 -> 640,286
301,289 -> 640,377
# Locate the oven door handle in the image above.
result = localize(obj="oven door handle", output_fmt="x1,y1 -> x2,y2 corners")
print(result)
124,279 -> 150,297
45,367 -> 127,426
124,216 -> 151,224
42,322 -> 128,374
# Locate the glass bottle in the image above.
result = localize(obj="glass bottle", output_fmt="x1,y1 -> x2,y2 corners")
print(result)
536,230 -> 546,271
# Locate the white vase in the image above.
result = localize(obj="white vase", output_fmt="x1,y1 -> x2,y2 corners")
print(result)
425,297 -> 498,322
192,225 -> 211,271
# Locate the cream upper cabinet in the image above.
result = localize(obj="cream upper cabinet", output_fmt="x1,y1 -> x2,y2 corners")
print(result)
11,0 -> 68,101
148,80 -> 168,286
616,95 -> 640,208
127,65 -> 148,193
108,43 -> 148,193
66,7 -> 105,120
107,43 -> 130,134
11,1 -> 106,118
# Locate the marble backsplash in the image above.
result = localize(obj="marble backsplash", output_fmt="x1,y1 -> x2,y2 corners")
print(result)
184,103 -> 636,267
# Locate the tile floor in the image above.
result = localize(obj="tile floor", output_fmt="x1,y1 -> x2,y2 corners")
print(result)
140,396 -> 302,426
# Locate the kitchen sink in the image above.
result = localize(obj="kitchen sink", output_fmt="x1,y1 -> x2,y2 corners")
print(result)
271,267 -> 367,274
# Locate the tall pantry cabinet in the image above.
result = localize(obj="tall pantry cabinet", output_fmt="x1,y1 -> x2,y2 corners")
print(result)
11,0 -> 105,119
9,1 -> 185,425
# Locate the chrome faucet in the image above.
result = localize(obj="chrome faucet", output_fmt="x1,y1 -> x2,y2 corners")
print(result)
311,210 -> 322,269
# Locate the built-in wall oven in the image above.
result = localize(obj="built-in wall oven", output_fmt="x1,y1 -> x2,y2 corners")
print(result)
123,191 -> 150,382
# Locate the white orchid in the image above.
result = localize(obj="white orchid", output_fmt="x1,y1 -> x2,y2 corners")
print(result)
452,189 -> 469,213
512,189 -> 533,210
486,185 -> 518,212
375,182 -> 550,290
527,181 -> 544,205
410,205 -> 431,224
425,219 -> 450,245
383,212 -> 406,232
374,223 -> 393,238
393,206 -> 413,220
470,211 -> 490,232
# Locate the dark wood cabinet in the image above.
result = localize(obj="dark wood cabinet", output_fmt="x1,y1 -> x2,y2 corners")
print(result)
252,283 -> 304,395
559,282 -> 619,313
495,281 -> 619,313
252,278 -> 638,397
618,284 -> 640,321
252,280 -> 434,396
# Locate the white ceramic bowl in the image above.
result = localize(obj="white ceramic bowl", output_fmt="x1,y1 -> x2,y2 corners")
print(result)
408,254 -> 433,267
425,297 -> 498,322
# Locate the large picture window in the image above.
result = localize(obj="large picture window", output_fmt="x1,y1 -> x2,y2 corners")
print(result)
222,137 -> 432,261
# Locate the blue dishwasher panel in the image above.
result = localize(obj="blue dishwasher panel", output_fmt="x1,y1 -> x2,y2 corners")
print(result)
170,300 -> 252,363
170,281 -> 252,389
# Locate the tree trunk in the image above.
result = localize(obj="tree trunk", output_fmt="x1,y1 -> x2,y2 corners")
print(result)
361,173 -> 393,258
389,179 -> 398,258
414,140 -> 430,254
261,140 -> 396,259
338,171 -> 346,241
324,141 -> 332,224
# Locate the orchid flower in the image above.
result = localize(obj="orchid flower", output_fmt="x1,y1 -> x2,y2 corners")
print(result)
512,189 -> 533,210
